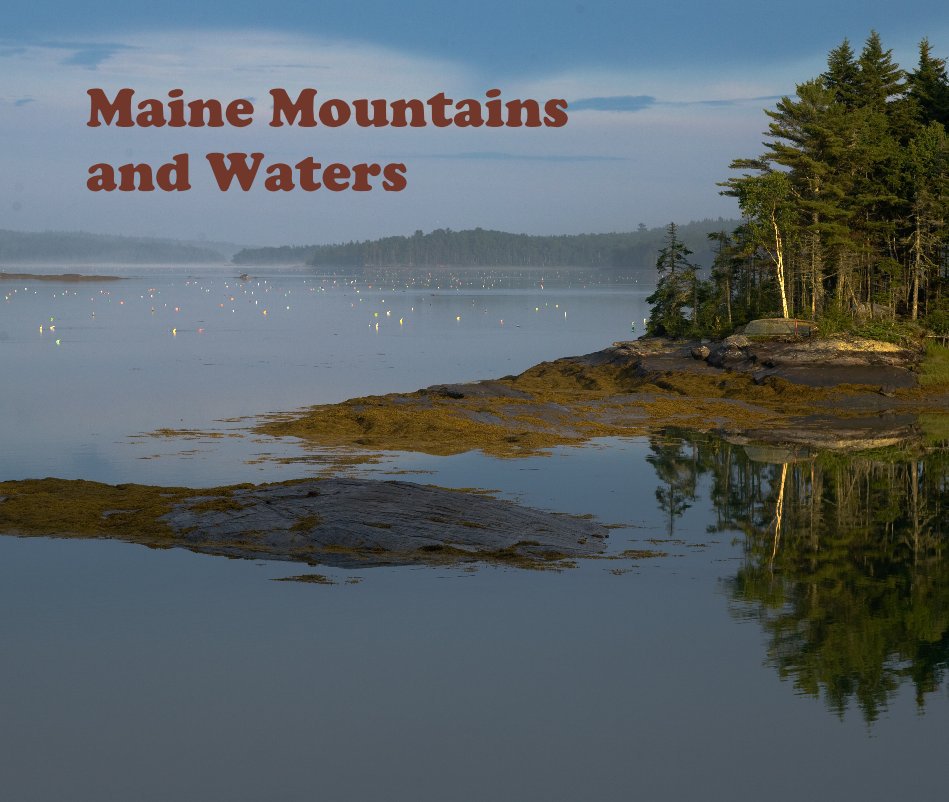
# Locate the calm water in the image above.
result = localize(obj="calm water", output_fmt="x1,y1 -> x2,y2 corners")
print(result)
0,267 -> 946,801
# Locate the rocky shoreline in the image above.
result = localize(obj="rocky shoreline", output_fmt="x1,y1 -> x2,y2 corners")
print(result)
256,334 -> 946,457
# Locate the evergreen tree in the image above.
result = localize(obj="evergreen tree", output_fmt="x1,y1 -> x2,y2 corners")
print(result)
709,31 -> 949,329
855,30 -> 906,112
646,223 -> 699,337
822,38 -> 860,108
908,39 -> 949,127
904,122 -> 948,319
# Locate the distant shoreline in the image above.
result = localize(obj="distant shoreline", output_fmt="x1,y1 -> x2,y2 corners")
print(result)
0,271 -> 125,282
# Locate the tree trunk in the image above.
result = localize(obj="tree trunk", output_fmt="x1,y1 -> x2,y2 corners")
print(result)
911,220 -> 921,321
725,272 -> 733,327
771,212 -> 790,318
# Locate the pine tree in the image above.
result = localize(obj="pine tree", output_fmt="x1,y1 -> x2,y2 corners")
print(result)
904,122 -> 948,319
823,39 -> 860,108
647,223 -> 699,337
855,30 -> 905,112
763,79 -> 856,316
908,38 -> 949,127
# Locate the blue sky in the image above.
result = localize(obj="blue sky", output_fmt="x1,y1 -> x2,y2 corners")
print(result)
1,1 -> 946,246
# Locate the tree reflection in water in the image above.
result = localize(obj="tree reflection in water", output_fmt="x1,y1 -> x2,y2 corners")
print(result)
647,430 -> 948,723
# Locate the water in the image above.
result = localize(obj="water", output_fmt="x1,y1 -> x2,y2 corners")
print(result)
1,266 -> 647,484
0,267 -> 946,801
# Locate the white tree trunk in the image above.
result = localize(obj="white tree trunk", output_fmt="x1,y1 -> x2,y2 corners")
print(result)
772,213 -> 790,318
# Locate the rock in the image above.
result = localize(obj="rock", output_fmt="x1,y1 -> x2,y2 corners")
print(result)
743,318 -> 817,337
707,340 -> 749,368
724,334 -> 751,348
163,478 -> 608,568
853,302 -> 894,320
700,333 -> 920,387
691,345 -> 711,360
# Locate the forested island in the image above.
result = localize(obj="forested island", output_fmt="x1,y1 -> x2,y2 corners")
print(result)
0,229 -> 235,265
231,219 -> 736,271
647,33 -> 948,341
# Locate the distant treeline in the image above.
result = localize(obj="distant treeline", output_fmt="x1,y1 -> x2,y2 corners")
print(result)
0,230 -> 230,264
231,220 -> 738,271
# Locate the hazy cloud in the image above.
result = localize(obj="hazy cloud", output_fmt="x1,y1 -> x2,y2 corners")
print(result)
413,151 -> 628,162
570,93 -> 786,112
34,40 -> 137,70
684,94 -> 785,107
570,95 -> 657,112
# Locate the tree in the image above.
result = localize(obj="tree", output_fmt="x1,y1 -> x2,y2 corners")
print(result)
905,122 -> 948,318
823,39 -> 860,108
855,30 -> 906,113
908,38 -> 949,127
722,168 -> 795,318
705,231 -> 735,329
646,223 -> 699,336
710,32 -> 949,329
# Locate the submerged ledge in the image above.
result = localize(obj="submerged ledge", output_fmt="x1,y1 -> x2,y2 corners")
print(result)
0,477 -> 607,570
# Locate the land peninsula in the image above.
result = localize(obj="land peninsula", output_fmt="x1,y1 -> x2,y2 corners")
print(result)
254,331 -> 948,458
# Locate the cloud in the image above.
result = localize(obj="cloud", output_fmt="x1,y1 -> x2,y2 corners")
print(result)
683,94 -> 785,107
0,31 -> 471,109
61,45 -> 128,69
413,151 -> 627,163
570,95 -> 656,112
569,93 -> 786,113
232,63 -> 331,72
13,97 -> 34,107
34,40 -> 137,70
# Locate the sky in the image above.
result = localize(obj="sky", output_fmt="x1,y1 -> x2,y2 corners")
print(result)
1,1 -> 946,246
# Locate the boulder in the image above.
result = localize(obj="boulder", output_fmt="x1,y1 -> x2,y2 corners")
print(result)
743,318 -> 817,337
691,345 -> 711,360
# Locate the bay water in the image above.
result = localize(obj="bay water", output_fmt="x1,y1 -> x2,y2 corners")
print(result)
0,267 -> 945,801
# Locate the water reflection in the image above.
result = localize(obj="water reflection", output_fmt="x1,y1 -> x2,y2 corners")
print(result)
647,430 -> 948,722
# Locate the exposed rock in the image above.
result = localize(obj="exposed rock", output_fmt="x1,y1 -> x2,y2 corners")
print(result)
853,302 -> 894,320
743,318 -> 817,337
707,341 -> 750,368
691,345 -> 711,360
0,477 -> 609,570
165,478 -> 607,567
248,334 -> 941,462
701,334 -> 919,387
421,380 -> 531,400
